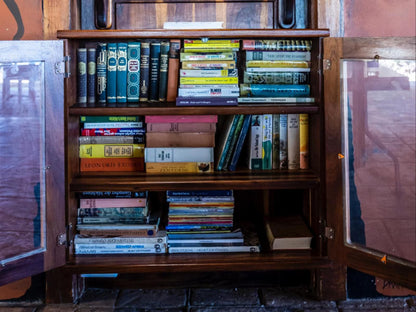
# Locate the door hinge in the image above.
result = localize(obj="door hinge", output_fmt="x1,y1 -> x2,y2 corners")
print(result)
55,55 -> 71,78
56,223 -> 73,247
325,226 -> 335,240
323,59 -> 331,71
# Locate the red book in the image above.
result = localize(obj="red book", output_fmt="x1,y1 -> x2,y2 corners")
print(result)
80,157 -> 144,172
145,115 -> 218,123
146,122 -> 216,133
80,197 -> 147,208
145,132 -> 215,147
166,39 -> 181,102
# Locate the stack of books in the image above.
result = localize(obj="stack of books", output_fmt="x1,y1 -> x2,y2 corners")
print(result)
79,115 -> 146,172
238,39 -> 314,104
165,190 -> 260,253
144,115 -> 217,173
176,39 -> 240,106
75,191 -> 166,254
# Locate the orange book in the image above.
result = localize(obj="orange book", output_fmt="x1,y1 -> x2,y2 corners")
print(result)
166,39 -> 181,102
145,132 -> 215,147
80,157 -> 144,172
145,161 -> 214,174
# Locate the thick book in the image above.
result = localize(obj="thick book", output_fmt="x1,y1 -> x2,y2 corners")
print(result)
244,50 -> 311,61
245,67 -> 310,72
75,243 -> 166,254
80,115 -> 143,123
272,114 -> 280,169
180,69 -> 238,77
146,122 -> 216,133
145,132 -> 215,147
145,115 -> 218,123
116,43 -> 128,103
77,216 -> 148,225
265,215 -> 313,250
237,97 -> 315,104
158,41 -> 170,101
242,39 -> 312,51
144,147 -> 214,163
180,51 -> 236,61
106,43 -> 117,103
166,39 -> 181,102
149,42 -> 161,101
96,43 -> 107,103
78,191 -> 147,198
243,71 -> 309,84
181,60 -> 236,70
87,48 -> 96,103
262,114 -> 273,170
127,41 -> 141,102
77,48 -> 87,104
145,161 -> 214,173
80,157 -> 144,172
79,197 -> 147,208
79,135 -> 145,144
178,87 -> 239,97
222,114 -> 246,170
80,128 -> 145,136
248,115 -> 263,169
79,144 -> 145,158
287,114 -> 300,170
82,121 -> 143,129
139,41 -> 151,101
179,77 -> 238,85
240,84 -> 310,97
78,207 -> 148,218
176,96 -> 238,107
228,115 -> 251,171
183,39 -> 240,51
77,225 -> 159,237
74,232 -> 166,245
215,115 -> 240,171
279,114 -> 288,169
245,60 -> 310,68
299,113 -> 309,169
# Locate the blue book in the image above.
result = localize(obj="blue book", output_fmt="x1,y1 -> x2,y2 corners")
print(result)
77,48 -> 87,104
127,42 -> 141,102
116,42 -> 128,103
240,84 -> 310,97
96,43 -> 107,104
149,42 -> 161,101
229,115 -> 252,171
87,48 -> 96,103
216,115 -> 241,171
106,43 -> 117,103
222,115 -> 245,170
139,41 -> 150,102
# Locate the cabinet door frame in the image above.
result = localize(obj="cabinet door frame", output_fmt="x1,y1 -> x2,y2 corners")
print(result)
0,40 -> 66,286
324,37 -> 416,290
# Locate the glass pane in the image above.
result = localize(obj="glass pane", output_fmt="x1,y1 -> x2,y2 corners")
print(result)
341,59 -> 416,263
0,62 -> 46,265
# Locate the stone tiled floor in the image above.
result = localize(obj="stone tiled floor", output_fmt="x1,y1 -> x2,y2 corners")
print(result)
0,287 -> 415,312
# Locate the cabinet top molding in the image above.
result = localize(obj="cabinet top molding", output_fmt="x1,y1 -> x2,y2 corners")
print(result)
57,29 -> 330,39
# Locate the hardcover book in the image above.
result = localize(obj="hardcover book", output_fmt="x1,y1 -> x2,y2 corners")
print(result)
178,87 -> 240,98
116,42 -> 128,103
299,113 -> 309,169
77,48 -> 87,104
139,41 -> 150,101
80,115 -> 143,123
158,41 -> 170,101
75,243 -> 166,254
82,121 -> 143,129
80,157 -> 144,172
237,97 -> 315,104
166,39 -> 181,102
80,128 -> 145,136
96,43 -> 107,103
179,77 -> 238,85
243,71 -> 309,84
74,232 -> 166,244
215,115 -> 240,171
79,144 -> 145,158
272,114 -> 280,169
244,50 -> 311,61
145,115 -> 218,123
79,135 -> 145,144
240,84 -> 310,97
79,197 -> 147,208
127,41 -> 141,102
262,114 -> 273,170
146,122 -> 216,133
145,132 -> 215,147
228,115 -> 252,171
248,115 -> 263,169
222,114 -> 246,170
180,51 -> 236,61
245,60 -> 310,68
77,206 -> 148,218
78,191 -> 147,198
149,42 -> 161,101
145,161 -> 214,174
87,48 -> 96,103
144,147 -> 214,163
180,69 -> 238,77
181,60 -> 236,70
242,39 -> 312,51
279,114 -> 288,169
287,114 -> 300,170
176,96 -> 238,106
106,43 -> 117,103
183,39 -> 240,51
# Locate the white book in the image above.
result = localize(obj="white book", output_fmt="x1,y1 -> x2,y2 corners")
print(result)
75,243 -> 166,250
74,232 -> 167,244
168,245 -> 260,253
248,115 -> 263,170
178,87 -> 240,97
245,51 -> 311,61
82,121 -> 144,129
287,114 -> 300,170
144,147 -> 214,162
179,84 -> 239,89
237,97 -> 315,103
75,245 -> 166,254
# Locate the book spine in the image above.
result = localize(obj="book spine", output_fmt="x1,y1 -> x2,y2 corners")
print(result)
179,77 -> 238,85
166,39 -> 181,102
77,216 -> 148,224
145,132 -> 215,147
146,122 -> 216,133
287,114 -> 300,170
247,115 -> 263,169
237,97 -> 315,103
178,87 -> 239,97
80,128 -> 145,136
245,67 -> 310,72
222,114 -> 245,170
272,114 -> 280,169
180,69 -> 238,77
116,43 -> 128,103
79,198 -> 146,209
149,42 -> 161,101
242,39 -> 312,51
82,121 -> 143,129
244,51 -> 311,61
158,41 -> 170,101
79,144 -> 145,158
239,84 -> 310,97
228,115 -> 251,171
279,114 -> 288,169
216,115 -> 240,171
77,207 -> 148,218
168,238 -> 243,244
139,41 -> 150,101
144,147 -> 214,162
145,162 -> 214,174
183,39 -> 240,49
75,235 -> 166,245
262,114 -> 273,170
79,135 -> 145,144
166,196 -> 234,202
166,190 -> 233,196
75,244 -> 166,254
176,96 -> 238,106
246,60 -> 310,68
299,113 -> 309,169
106,43 -> 117,103
127,41 -> 141,102
80,157 -> 144,172
145,115 -> 218,123
78,191 -> 147,198
167,245 -> 259,253
96,43 -> 107,103
243,71 -> 309,84
87,48 -> 96,103
180,51 -> 235,61
181,60 -> 236,69
77,48 -> 87,104
80,115 -> 143,123
78,229 -> 157,237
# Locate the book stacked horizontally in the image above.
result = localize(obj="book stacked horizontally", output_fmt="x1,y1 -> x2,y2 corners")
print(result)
238,39 -> 314,104
75,191 -> 166,254
79,115 -> 145,172
144,115 -> 217,174
176,39 -> 240,106
165,190 -> 260,253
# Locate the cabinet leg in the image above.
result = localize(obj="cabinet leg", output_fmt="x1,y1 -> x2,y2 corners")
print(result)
45,269 -> 84,303
313,264 -> 347,300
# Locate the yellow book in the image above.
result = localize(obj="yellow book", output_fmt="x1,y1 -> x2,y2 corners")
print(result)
299,113 -> 309,169
79,144 -> 145,158
179,77 -> 238,85
145,161 -> 214,174
245,60 -> 310,68
181,60 -> 236,69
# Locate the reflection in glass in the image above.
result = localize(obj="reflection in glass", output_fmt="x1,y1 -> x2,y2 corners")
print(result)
341,59 -> 416,263
0,62 -> 46,264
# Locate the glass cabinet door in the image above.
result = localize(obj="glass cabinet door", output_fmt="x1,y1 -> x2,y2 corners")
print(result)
0,41 -> 65,285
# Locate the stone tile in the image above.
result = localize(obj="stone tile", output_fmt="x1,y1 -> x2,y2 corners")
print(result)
337,296 -> 416,311
77,288 -> 119,308
260,287 -> 336,310
190,288 -> 260,307
115,289 -> 187,309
